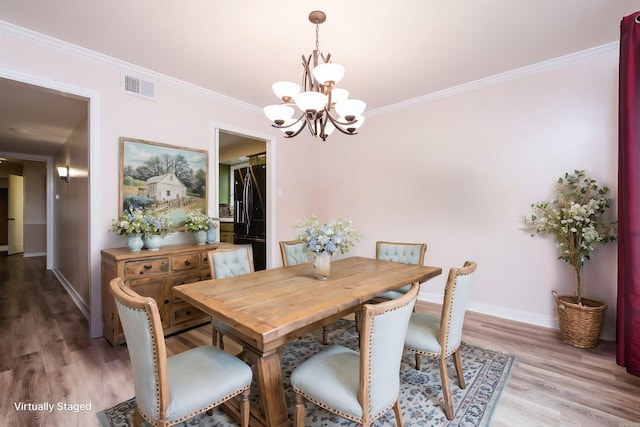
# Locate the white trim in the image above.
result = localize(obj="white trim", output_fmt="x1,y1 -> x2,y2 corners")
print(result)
0,19 -> 260,114
23,252 -> 46,258
52,267 -> 90,319
0,67 -> 103,338
419,291 -> 615,342
0,19 -> 619,121
367,42 -> 620,117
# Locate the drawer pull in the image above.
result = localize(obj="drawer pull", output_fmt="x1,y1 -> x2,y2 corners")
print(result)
164,299 -> 170,304
184,260 -> 191,266
143,264 -> 153,270
186,310 -> 191,315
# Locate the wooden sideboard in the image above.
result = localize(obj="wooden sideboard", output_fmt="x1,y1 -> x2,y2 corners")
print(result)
101,242 -> 234,346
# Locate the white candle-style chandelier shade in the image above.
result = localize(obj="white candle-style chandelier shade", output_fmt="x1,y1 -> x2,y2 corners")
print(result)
264,10 -> 366,141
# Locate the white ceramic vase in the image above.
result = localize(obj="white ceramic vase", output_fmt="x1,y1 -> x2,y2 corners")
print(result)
143,234 -> 164,251
193,230 -> 207,245
127,233 -> 144,252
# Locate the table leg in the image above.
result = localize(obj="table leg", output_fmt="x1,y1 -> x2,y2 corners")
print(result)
245,348 -> 290,427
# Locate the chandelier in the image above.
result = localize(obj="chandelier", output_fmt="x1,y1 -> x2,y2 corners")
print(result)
263,10 -> 366,142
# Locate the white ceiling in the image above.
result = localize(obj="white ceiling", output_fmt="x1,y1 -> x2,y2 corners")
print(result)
0,0 -> 637,158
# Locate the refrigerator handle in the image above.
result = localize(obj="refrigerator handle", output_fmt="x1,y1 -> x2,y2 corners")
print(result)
235,200 -> 244,224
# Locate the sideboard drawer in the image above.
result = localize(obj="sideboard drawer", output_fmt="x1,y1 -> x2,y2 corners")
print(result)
173,301 -> 208,325
171,253 -> 201,271
124,258 -> 170,278
171,270 -> 202,288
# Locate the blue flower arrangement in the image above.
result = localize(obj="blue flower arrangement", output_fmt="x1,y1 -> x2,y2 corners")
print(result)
295,214 -> 362,255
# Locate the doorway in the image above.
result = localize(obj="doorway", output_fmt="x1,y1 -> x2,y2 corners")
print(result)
213,125 -> 275,269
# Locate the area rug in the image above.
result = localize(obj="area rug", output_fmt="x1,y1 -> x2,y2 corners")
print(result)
97,319 -> 514,426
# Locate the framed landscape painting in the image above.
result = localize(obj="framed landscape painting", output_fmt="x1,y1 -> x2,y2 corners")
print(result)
119,137 -> 208,229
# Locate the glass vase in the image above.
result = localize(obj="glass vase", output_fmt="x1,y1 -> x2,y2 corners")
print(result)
313,252 -> 332,280
127,233 -> 144,252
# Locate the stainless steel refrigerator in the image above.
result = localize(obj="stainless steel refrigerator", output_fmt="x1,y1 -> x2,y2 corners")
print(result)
234,163 -> 266,270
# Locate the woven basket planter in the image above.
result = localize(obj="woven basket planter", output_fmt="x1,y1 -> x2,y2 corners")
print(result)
552,291 -> 607,348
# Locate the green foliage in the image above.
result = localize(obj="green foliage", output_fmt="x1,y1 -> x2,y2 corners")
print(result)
523,170 -> 617,301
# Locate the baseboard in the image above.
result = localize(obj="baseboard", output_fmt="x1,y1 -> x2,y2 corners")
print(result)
419,291 -> 616,342
51,268 -> 90,320
23,251 -> 46,258
0,245 -> 7,251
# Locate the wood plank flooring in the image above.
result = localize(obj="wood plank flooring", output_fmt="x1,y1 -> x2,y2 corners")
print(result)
1,253 -> 639,426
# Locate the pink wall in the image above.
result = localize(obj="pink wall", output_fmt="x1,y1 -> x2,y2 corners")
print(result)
274,49 -> 619,338
1,23 -> 620,339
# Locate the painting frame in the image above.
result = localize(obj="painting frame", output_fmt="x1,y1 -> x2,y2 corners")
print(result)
119,137 -> 208,230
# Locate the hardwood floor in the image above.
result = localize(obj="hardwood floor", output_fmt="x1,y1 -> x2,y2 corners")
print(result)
1,253 -> 639,426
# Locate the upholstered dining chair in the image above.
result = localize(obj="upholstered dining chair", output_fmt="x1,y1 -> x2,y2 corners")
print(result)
375,241 -> 427,300
291,283 -> 420,427
110,278 -> 252,427
278,240 -> 332,344
403,261 -> 477,420
279,240 -> 309,267
207,246 -> 255,349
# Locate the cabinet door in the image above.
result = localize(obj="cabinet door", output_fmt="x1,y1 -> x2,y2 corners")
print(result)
127,276 -> 170,328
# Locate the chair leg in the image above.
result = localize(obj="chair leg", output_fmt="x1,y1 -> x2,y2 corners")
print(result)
212,322 -> 219,346
392,399 -> 404,427
453,348 -> 466,389
134,407 -> 142,427
438,357 -> 454,420
322,326 -> 328,345
293,392 -> 306,427
211,322 -> 226,350
239,388 -> 250,427
414,353 -> 421,370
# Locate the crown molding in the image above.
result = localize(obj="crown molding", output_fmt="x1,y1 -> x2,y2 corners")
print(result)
1,20 -> 619,119
367,42 -> 620,118
0,20 -> 261,114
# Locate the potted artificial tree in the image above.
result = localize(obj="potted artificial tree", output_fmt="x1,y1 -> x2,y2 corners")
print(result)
523,170 -> 617,348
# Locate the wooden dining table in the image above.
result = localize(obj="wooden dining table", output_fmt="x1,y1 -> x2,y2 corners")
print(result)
173,256 -> 442,427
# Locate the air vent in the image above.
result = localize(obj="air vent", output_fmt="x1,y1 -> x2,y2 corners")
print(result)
121,73 -> 157,100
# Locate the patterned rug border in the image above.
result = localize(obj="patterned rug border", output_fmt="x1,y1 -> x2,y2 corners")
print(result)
98,320 -> 515,426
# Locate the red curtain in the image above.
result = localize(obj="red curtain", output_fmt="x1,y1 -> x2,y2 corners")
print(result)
617,11 -> 640,377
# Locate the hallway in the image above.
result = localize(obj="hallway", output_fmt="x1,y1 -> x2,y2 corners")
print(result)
0,253 -> 132,426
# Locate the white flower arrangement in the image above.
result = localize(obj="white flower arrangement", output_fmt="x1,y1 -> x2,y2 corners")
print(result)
295,214 -> 362,255
110,207 -> 176,237
184,208 -> 217,232
523,170 -> 617,303
110,207 -> 148,236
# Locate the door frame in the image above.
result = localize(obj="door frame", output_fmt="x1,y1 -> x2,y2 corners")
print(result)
0,152 -> 54,265
0,68 -> 102,338
210,122 -> 276,268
